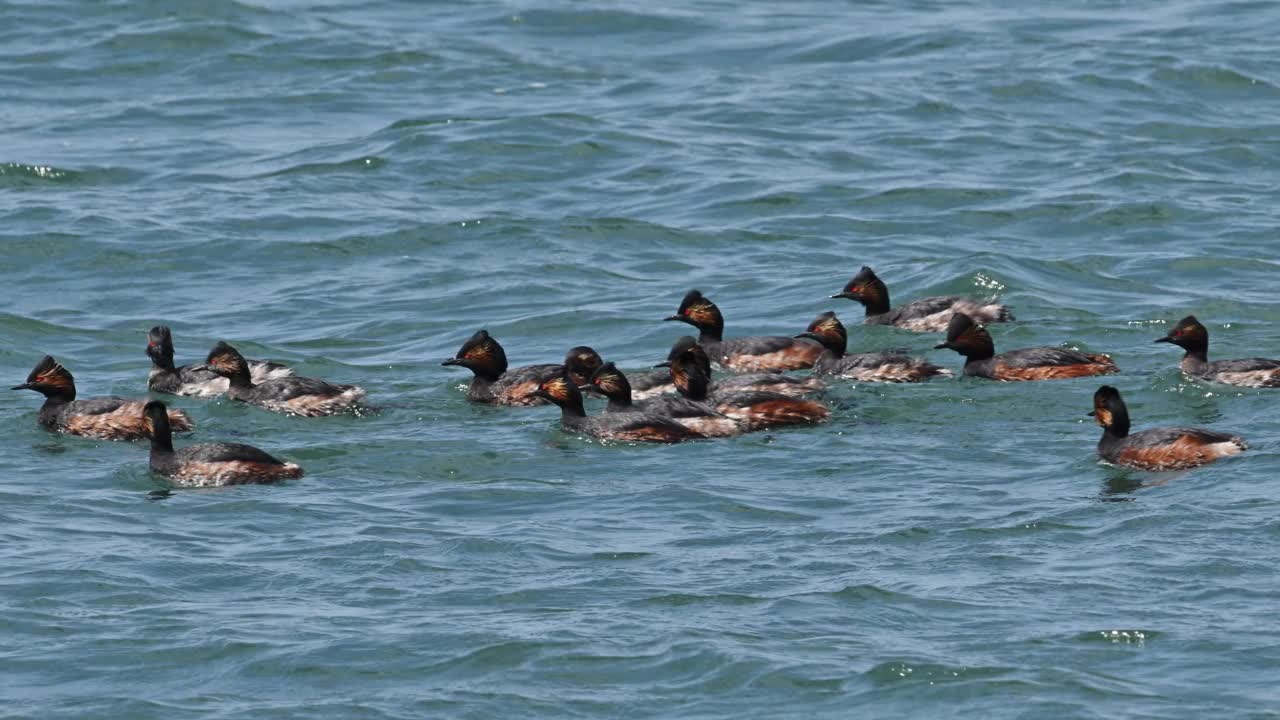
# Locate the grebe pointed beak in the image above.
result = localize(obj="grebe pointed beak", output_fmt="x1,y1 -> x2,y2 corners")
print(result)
831,291 -> 855,300
662,315 -> 682,322
1087,410 -> 1096,417
1153,336 -> 1173,344
933,341 -> 951,350
11,382 -> 34,390
190,363 -> 210,372
795,332 -> 820,341
653,361 -> 672,368
441,358 -> 463,366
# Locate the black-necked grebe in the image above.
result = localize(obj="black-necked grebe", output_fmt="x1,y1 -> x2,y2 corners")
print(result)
796,311 -> 950,382
832,266 -> 1013,332
13,355 -> 193,440
145,400 -> 303,486
565,346 -> 673,400
665,344 -> 829,430
664,289 -> 821,372
535,374 -> 703,443
563,346 -> 604,388
935,313 -> 1117,381
1089,386 -> 1246,471
202,342 -> 365,416
659,336 -> 825,398
1155,315 -> 1280,388
147,325 -> 292,397
585,362 -> 744,438
443,330 -> 562,406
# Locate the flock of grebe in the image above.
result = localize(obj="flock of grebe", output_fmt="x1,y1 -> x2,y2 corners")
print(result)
15,267 -> 1271,485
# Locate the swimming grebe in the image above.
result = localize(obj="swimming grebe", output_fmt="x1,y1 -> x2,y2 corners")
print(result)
658,336 -> 825,398
565,346 -> 673,400
201,342 -> 366,416
443,330 -> 563,406
664,290 -> 821,371
145,400 -> 303,486
1089,385 -> 1246,471
147,325 -> 292,396
832,266 -> 1013,332
796,311 -> 950,382
13,355 -> 193,440
534,374 -> 704,443
585,362 -> 744,438
1155,316 -> 1280,388
935,313 -> 1117,381
665,343 -> 830,430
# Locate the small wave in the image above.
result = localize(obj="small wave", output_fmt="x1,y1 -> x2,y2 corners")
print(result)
1083,202 -> 1184,227
1150,65 -> 1279,95
92,24 -> 272,53
863,185 -> 1021,209
1073,629 -> 1159,646
0,162 -> 73,181
589,551 -> 652,561
786,31 -> 968,65
0,163 -> 145,188
256,156 -> 387,178
631,592 -> 767,608
511,8 -> 709,35
865,660 -> 1015,685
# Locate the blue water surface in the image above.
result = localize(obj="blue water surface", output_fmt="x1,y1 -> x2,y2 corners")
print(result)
2,1 -> 1279,717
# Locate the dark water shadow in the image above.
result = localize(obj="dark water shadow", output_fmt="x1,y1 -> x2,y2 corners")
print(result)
1097,466 -> 1180,501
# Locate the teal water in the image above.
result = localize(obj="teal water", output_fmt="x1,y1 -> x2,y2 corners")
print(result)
3,1 -> 1280,717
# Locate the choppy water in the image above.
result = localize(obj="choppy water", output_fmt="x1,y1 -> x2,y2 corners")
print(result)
3,1 -> 1280,717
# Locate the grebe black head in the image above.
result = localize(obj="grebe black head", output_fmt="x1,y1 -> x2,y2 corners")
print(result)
1154,315 -> 1208,355
654,336 -> 713,376
533,374 -> 587,415
831,266 -> 889,313
564,346 -> 604,387
586,362 -> 632,404
663,290 -> 725,340
146,326 -> 177,371
933,313 -> 995,360
795,311 -> 848,355
442,330 -> 509,382
665,344 -> 713,402
13,355 -> 76,399
1088,385 -> 1130,437
202,341 -> 254,383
